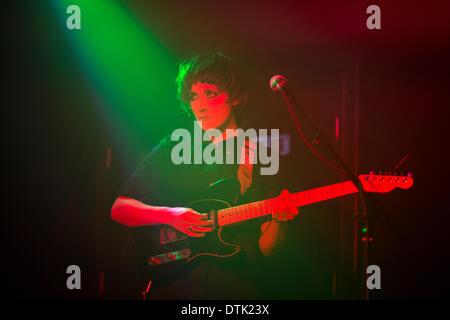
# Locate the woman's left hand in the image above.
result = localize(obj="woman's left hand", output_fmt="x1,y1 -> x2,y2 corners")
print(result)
272,189 -> 299,221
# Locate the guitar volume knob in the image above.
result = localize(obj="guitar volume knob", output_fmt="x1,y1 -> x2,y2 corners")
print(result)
167,254 -> 176,261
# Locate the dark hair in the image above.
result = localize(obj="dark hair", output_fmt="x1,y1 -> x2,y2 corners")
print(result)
175,52 -> 248,125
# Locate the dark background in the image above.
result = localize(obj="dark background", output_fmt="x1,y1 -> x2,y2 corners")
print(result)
4,0 -> 450,299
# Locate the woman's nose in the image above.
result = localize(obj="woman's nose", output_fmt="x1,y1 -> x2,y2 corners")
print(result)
193,99 -> 208,113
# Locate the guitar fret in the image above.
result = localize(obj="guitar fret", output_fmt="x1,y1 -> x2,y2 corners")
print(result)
219,199 -> 272,226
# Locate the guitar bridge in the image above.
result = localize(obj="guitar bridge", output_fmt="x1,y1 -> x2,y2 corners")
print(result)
148,249 -> 191,266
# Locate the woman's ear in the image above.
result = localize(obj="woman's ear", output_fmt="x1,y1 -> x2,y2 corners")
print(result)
232,93 -> 248,107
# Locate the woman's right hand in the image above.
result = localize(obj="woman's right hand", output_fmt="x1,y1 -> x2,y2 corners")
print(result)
164,207 -> 214,237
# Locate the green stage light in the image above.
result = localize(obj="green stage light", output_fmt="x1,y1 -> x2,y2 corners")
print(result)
51,0 -> 178,169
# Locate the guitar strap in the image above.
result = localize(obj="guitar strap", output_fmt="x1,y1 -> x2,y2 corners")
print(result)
237,139 -> 256,195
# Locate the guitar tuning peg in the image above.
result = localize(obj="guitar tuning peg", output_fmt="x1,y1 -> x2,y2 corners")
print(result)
407,172 -> 412,177
393,171 -> 397,176
378,170 -> 382,175
400,171 -> 404,176
369,171 -> 373,175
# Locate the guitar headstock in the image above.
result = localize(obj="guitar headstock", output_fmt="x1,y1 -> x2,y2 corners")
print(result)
358,173 -> 414,193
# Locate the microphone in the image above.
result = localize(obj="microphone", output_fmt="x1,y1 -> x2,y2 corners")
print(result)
269,75 -> 287,92
270,74 -> 297,104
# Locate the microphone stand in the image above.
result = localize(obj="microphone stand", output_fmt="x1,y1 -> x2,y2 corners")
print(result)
276,82 -> 383,300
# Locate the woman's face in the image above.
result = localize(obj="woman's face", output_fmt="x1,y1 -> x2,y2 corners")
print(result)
189,82 -> 236,131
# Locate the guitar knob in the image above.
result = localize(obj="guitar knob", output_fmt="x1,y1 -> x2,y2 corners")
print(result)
167,254 -> 176,261
150,257 -> 160,265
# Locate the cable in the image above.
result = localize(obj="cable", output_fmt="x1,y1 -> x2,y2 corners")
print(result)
142,280 -> 152,300
389,152 -> 411,175
281,89 -> 345,175
187,227 -> 240,262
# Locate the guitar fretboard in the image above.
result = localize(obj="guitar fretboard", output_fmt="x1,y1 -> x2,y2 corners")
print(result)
217,180 -> 359,226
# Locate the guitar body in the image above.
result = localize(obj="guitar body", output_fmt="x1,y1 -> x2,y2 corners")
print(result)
133,179 -> 241,289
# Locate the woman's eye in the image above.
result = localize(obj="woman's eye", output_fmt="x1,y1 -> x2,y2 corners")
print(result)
206,91 -> 217,98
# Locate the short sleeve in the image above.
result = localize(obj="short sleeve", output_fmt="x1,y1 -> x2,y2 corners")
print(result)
118,136 -> 172,206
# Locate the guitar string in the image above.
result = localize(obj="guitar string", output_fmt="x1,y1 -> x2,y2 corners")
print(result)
220,195 -> 302,226
187,200 -> 275,262
220,187 -> 324,223
186,185 -> 342,262
217,187 -> 329,225
178,179 -> 394,264
187,196 -> 291,262
218,184 -> 342,225
218,200 -> 273,226
218,181 -> 365,226
206,177 -> 398,228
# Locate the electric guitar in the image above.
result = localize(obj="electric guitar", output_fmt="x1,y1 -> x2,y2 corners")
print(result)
133,174 -> 413,288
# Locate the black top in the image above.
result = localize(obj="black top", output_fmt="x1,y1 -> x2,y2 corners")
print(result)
119,133 -> 286,299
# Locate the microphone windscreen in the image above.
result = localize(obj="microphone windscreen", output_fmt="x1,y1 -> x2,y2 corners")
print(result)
270,75 -> 287,92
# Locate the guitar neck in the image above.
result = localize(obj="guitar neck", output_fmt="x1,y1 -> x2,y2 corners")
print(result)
217,180 -> 360,227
